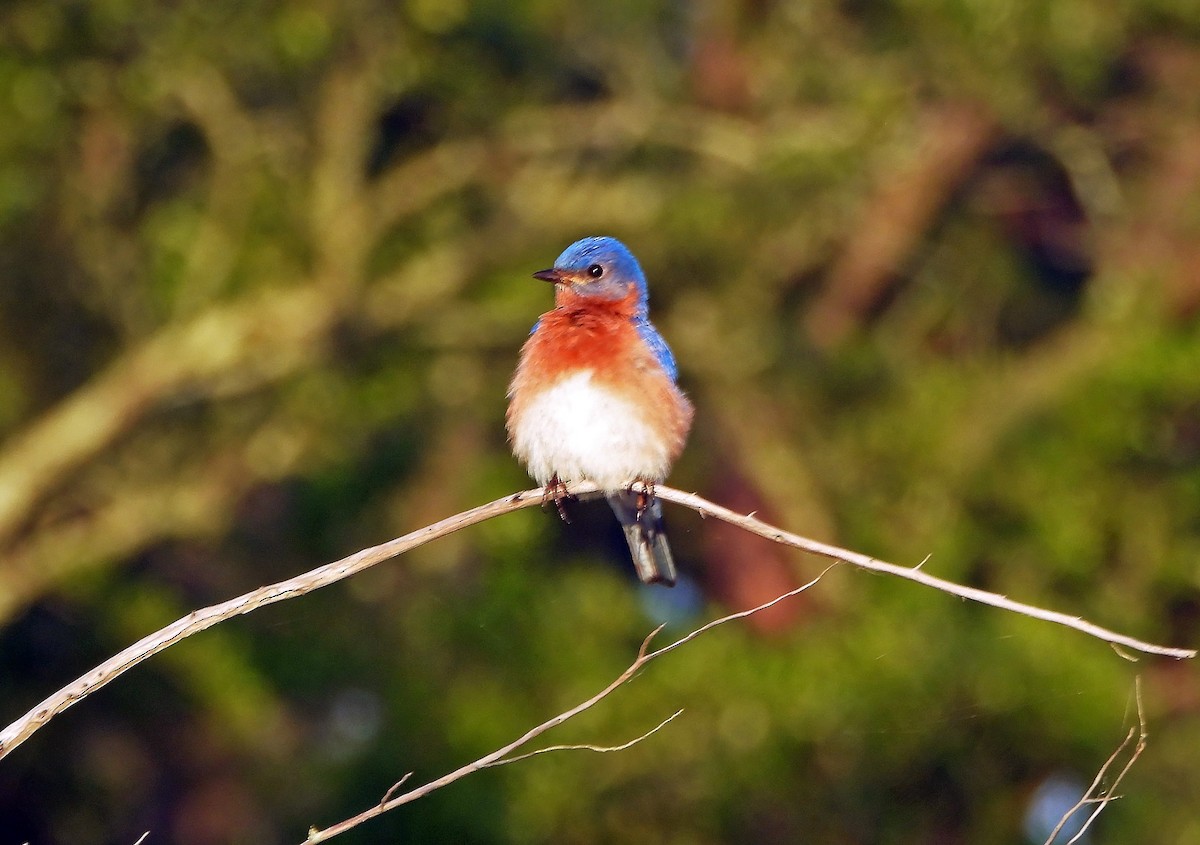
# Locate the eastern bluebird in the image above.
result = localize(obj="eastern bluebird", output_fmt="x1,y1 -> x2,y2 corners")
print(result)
507,237 -> 694,586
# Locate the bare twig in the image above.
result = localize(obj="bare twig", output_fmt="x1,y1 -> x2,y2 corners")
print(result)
304,568 -> 833,843
379,773 -> 414,806
0,487 -> 547,760
1043,677 -> 1147,845
481,709 -> 686,767
650,487 -> 1196,660
1,484 -> 1191,764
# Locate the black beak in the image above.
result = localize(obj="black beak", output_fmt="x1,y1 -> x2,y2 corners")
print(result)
533,268 -> 565,284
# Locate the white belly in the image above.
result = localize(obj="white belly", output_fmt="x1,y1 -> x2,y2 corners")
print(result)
511,371 -> 671,490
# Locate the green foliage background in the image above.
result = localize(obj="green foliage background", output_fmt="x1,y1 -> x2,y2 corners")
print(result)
1,0 -> 1199,842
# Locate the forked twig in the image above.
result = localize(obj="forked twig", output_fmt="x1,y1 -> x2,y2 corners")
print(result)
482,709 -> 685,767
303,567 -> 834,842
1043,677 -> 1148,845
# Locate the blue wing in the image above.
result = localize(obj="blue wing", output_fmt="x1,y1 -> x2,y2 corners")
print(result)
634,317 -> 679,383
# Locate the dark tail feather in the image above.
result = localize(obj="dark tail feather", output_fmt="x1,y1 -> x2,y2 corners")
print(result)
606,491 -> 677,587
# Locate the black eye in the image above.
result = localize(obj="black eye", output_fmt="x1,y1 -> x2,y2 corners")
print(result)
587,263 -> 604,278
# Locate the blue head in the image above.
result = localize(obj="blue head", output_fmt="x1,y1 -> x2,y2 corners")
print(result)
533,237 -> 649,310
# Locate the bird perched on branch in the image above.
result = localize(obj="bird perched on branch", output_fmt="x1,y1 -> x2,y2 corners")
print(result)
507,237 -> 694,586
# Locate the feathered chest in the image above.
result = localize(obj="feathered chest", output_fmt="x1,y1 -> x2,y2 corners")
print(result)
506,297 -> 693,489
513,306 -> 652,392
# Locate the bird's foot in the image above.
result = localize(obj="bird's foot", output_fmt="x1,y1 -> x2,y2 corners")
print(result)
632,480 -> 655,522
543,475 -> 572,522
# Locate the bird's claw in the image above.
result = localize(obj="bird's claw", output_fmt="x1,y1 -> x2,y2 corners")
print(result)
632,480 -> 655,523
543,475 -> 572,522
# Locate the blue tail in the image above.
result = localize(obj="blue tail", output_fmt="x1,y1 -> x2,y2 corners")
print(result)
606,491 -> 677,587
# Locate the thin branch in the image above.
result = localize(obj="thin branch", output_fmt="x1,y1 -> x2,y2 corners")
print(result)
2,484 -> 1192,764
379,773 -> 414,806
0,487 -> 547,760
481,709 -> 685,767
304,568 -> 833,843
1044,677 -> 1147,845
650,487 -> 1196,660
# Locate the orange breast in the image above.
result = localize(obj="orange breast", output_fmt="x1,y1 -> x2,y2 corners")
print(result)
507,290 -> 693,467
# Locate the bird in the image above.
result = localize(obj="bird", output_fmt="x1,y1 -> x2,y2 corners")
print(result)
507,236 -> 694,586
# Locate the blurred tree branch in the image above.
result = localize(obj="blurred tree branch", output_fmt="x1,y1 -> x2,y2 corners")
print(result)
806,103 -> 999,348
0,285 -> 333,549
